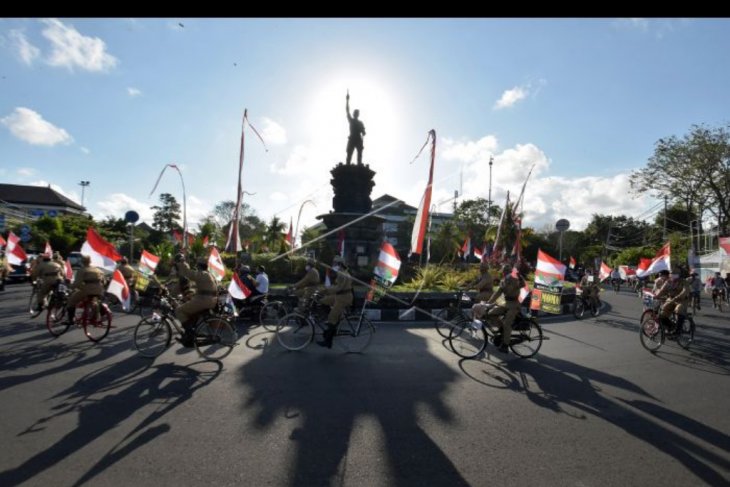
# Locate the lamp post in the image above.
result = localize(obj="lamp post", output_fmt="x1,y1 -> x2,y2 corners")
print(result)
79,181 -> 90,207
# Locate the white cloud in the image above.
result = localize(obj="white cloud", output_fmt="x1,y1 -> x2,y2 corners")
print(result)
127,87 -> 142,97
1,107 -> 73,146
9,29 -> 40,65
17,167 -> 36,177
80,146 -> 90,154
494,86 -> 528,110
439,132 -> 654,231
260,117 -> 287,145
29,180 -> 81,205
269,192 -> 288,202
96,193 -> 155,222
41,18 -> 118,72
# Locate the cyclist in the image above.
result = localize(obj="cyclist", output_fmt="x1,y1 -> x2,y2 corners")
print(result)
289,258 -> 320,312
316,256 -> 353,348
656,273 -> 689,334
64,255 -> 105,326
711,271 -> 727,309
31,252 -> 63,311
173,254 -> 218,347
610,266 -> 621,289
484,264 -> 526,354
579,269 -> 601,310
652,269 -> 670,294
472,261 -> 495,303
687,272 -> 702,311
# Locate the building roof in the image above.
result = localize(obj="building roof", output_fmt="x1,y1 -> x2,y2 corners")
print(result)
372,194 -> 417,212
0,183 -> 85,212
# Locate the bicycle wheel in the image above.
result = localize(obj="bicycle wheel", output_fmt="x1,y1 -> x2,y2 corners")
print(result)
509,318 -> 543,358
85,304 -> 112,342
29,287 -> 43,318
195,316 -> 237,360
134,317 -> 172,357
335,315 -> 375,353
276,313 -> 314,351
639,317 -> 664,352
46,301 -> 70,337
573,299 -> 585,319
123,290 -> 139,315
448,318 -> 487,359
260,301 -> 289,332
677,317 -> 695,350
434,307 -> 461,339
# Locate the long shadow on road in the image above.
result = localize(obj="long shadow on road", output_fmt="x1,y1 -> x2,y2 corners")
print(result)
0,356 -> 221,486
239,329 -> 469,487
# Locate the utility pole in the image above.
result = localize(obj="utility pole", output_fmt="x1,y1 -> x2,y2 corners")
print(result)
663,195 -> 668,241
79,181 -> 90,208
488,156 -> 493,217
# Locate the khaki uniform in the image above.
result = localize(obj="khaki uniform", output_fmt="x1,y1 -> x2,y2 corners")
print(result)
579,275 -> 600,305
119,263 -> 136,288
32,259 -> 63,305
320,268 -> 353,325
292,267 -> 320,310
68,265 -> 106,307
473,271 -> 495,302
0,254 -> 10,289
53,253 -> 64,268
174,262 -> 218,327
652,276 -> 668,294
486,275 -> 524,344
658,279 -> 689,318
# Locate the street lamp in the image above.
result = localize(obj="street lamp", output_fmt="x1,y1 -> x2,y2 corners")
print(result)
79,181 -> 90,207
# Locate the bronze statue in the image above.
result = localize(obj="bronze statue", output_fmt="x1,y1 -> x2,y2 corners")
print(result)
345,91 -> 366,165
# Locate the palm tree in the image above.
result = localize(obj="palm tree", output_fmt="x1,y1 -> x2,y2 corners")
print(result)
265,216 -> 287,254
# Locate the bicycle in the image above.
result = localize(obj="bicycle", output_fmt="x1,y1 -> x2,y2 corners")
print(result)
573,287 -> 600,319
259,298 -> 293,332
712,288 -> 726,312
639,293 -> 696,352
46,294 -> 113,342
611,278 -> 621,293
28,280 -> 45,318
133,293 -> 237,361
433,289 -> 472,339
689,290 -> 701,314
448,305 -> 543,359
276,297 -> 375,353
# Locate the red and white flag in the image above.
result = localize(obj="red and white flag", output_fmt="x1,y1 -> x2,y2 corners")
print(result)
645,242 -> 671,275
139,250 -> 160,275
460,236 -> 471,260
635,258 -> 652,278
6,232 -> 28,266
474,245 -> 484,262
208,247 -> 226,281
64,258 -> 74,281
719,236 -> 730,255
337,229 -> 345,257
228,273 -> 252,300
409,129 -> 436,257
374,242 -> 402,284
569,256 -> 576,269
0,234 -> 6,247
202,235 -> 210,247
597,262 -> 609,281
107,269 -> 131,311
44,241 -> 53,255
81,227 -> 122,272
534,249 -> 566,287
284,218 -> 293,248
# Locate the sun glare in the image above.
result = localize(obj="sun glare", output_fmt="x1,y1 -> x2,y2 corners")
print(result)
307,75 -> 400,166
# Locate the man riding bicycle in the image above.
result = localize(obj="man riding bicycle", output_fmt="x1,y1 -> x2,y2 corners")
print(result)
316,256 -> 353,349
289,258 -> 320,312
687,272 -> 702,310
655,273 -> 689,334
482,264 -> 525,354
65,255 -> 105,326
711,271 -> 727,309
31,252 -> 64,311
174,254 -> 218,347
579,269 -> 601,310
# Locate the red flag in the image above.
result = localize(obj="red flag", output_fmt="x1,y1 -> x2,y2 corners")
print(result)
107,269 -> 131,311
64,258 -> 74,281
645,242 -> 671,275
719,236 -> 730,255
208,247 -> 226,281
284,218 -> 293,248
228,272 -> 252,300
6,232 -> 28,266
81,227 -> 122,272
202,235 -> 210,246
460,236 -> 471,259
0,234 -> 6,246
172,230 -> 183,243
599,261 -> 612,282
569,256 -> 576,269
44,241 -> 53,255
140,250 -> 160,275
409,129 -> 436,256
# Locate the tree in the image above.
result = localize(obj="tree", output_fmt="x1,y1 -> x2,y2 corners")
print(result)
452,198 -> 501,243
151,193 -> 181,234
630,124 -> 730,235
264,216 -> 287,254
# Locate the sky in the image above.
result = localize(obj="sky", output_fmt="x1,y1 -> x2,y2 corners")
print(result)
1,18 -> 729,238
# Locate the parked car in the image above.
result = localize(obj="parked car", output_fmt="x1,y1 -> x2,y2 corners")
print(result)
7,254 -> 37,283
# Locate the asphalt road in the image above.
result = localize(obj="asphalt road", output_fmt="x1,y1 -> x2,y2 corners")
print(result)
1,282 -> 729,486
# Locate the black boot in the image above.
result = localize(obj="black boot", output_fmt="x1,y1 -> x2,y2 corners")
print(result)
317,324 -> 336,349
66,307 -> 75,325
674,314 -> 686,333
